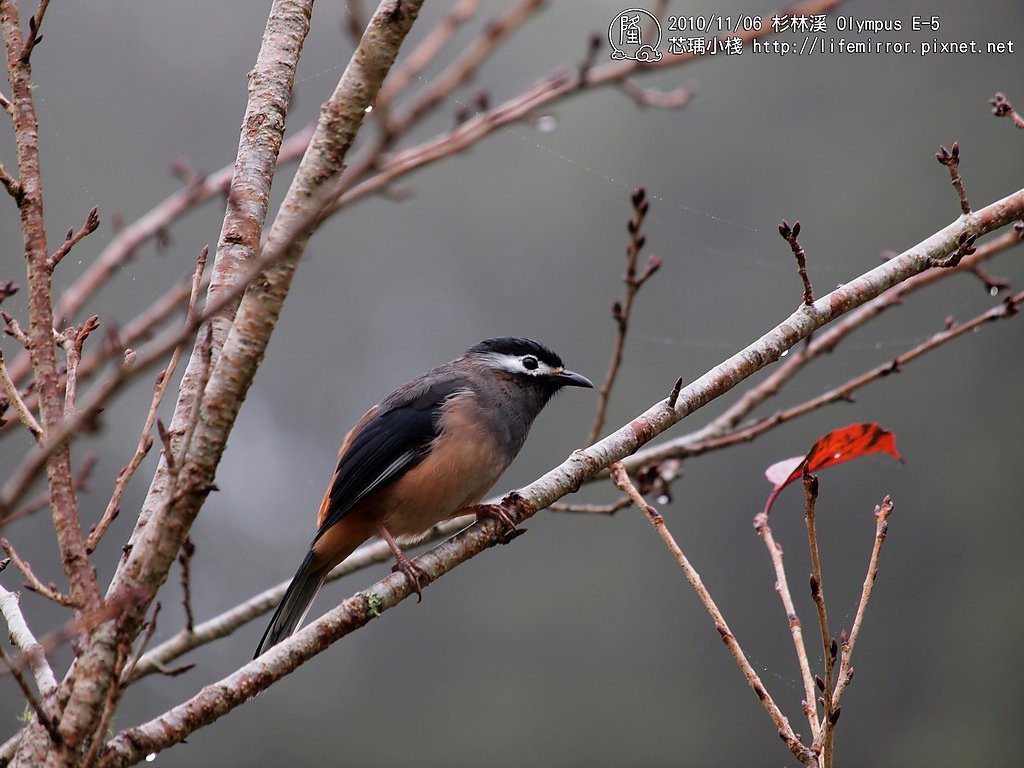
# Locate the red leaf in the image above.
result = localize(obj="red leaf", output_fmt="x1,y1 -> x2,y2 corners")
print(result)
763,423 -> 902,516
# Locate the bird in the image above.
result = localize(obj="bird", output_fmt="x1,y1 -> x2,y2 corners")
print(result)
254,337 -> 593,656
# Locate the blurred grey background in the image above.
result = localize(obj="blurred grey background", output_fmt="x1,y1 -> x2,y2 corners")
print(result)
1,0 -> 1022,765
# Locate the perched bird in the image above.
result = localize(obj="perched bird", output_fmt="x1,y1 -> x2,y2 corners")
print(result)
255,337 -> 593,656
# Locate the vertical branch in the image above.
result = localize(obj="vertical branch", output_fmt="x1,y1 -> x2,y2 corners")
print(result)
589,188 -> 661,443
935,142 -> 971,215
177,538 -> 195,634
803,473 -> 835,765
753,506 -> 820,741
1,0 -> 98,611
17,2 -> 315,764
779,219 -> 814,305
39,2 -> 426,764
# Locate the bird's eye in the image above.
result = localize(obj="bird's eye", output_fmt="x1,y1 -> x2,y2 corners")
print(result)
522,356 -> 539,371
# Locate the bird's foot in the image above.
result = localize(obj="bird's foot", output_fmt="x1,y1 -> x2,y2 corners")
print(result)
473,502 -> 526,545
391,551 -> 428,602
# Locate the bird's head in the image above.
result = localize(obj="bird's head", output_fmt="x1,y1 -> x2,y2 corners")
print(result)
465,337 -> 594,391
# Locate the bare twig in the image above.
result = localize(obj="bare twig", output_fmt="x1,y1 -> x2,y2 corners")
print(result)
0,349 -> 41,441
0,281 -> 17,304
0,538 -> 73,606
17,0 -> 47,63
0,645 -> 61,751
124,514 -> 476,683
803,472 -> 834,763
119,603 -> 161,689
0,159 -> 18,198
990,92 -> 1024,129
1,310 -> 29,345
324,0 -> 845,217
610,463 -> 815,766
2,0 -> 100,617
382,0 -> 545,137
620,78 -> 697,110
935,142 -> 971,215
548,497 -> 632,515
779,219 -> 814,305
752,505 -> 819,740
87,252 -> 207,553
60,315 -> 100,418
928,229 -> 978,269
622,223 -> 1024,473
178,539 -> 195,634
376,0 -> 479,107
47,207 -> 100,271
589,188 -> 661,444
830,496 -> 894,708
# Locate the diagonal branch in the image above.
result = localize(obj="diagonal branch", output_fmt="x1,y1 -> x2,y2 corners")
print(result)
610,463 -> 815,765
620,223 -> 1024,472
97,187 -> 1024,766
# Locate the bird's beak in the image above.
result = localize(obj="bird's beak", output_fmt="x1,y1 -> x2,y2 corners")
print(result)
555,369 -> 594,388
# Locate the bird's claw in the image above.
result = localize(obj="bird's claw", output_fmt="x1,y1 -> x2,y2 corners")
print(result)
391,552 -> 428,602
474,503 -> 526,545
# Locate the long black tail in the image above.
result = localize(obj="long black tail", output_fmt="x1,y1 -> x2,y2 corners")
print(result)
254,550 -> 329,658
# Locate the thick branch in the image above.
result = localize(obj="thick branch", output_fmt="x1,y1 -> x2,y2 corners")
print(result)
30,1 -> 315,762
0,582 -> 57,695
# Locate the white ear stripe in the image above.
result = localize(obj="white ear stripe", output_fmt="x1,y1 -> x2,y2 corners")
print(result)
481,353 -> 560,376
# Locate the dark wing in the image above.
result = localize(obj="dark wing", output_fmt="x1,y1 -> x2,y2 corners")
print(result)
313,373 -> 468,541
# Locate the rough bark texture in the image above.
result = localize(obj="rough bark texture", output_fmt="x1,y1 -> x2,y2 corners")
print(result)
9,1 -> 316,764
1,0 -> 97,613
10,2 -> 425,765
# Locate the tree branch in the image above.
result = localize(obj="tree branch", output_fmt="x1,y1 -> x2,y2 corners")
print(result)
753,502 -> 819,741
589,188 -> 660,444
620,222 -> 1024,472
830,496 -> 894,709
0,349 -> 41,441
0,580 -> 57,695
1,0 -> 99,618
609,463 -> 814,765
97,187 -> 1023,765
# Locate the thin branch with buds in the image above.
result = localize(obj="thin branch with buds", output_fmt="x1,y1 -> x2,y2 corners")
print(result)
621,220 -> 1024,474
589,187 -> 661,444
990,92 -> 1024,129
0,350 -> 41,441
779,219 -> 814,305
831,496 -> 894,708
0,538 -> 73,606
47,207 -> 100,272
610,463 -> 815,766
753,502 -> 820,740
935,142 -> 971,215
